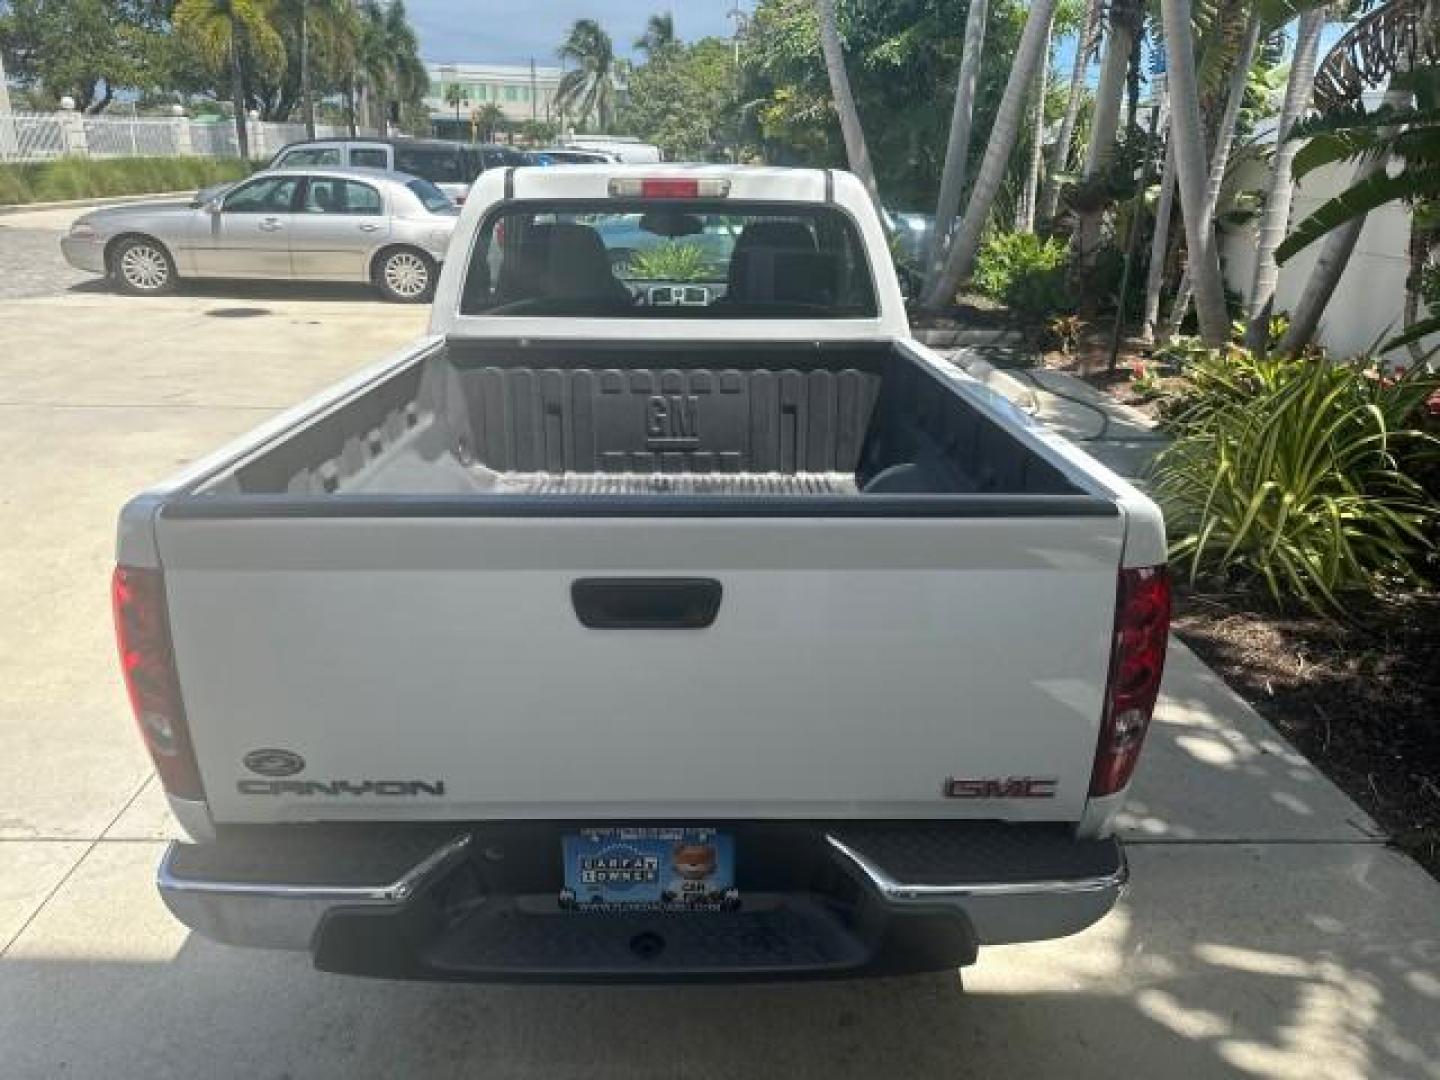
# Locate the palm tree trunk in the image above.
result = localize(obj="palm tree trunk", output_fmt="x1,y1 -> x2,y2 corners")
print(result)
1016,13 -> 1054,234
927,0 -> 991,290
1039,0 -> 1100,224
1076,15 -> 1135,263
1403,217 -> 1437,365
922,0 -> 1060,308
1245,9 -> 1326,349
230,33 -> 249,160
1141,127 -> 1177,341
1159,0 -> 1230,346
815,0 -> 882,211
1277,80 -> 1415,354
1158,9 -> 1263,341
301,0 -> 315,138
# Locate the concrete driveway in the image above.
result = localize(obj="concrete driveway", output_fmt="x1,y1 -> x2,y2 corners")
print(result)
2,205 -> 1438,1079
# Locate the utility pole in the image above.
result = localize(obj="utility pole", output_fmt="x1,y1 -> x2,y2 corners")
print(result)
530,59 -> 538,123
726,3 -> 746,70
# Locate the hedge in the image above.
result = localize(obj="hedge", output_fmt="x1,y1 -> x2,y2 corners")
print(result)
0,156 -> 255,206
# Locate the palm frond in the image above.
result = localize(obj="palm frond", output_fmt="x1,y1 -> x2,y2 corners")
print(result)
1313,0 -> 1440,109
1381,315 -> 1440,353
1277,167 -> 1440,262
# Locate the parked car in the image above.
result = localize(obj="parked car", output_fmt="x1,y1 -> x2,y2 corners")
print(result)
267,137 -> 528,204
62,167 -> 459,302
117,165 -> 1169,982
563,136 -> 664,163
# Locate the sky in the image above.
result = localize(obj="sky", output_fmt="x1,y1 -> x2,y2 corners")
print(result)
409,1 -> 740,67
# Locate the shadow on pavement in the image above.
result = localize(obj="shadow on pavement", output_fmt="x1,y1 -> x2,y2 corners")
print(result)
3,857 -> 1437,1080
66,278 -> 395,305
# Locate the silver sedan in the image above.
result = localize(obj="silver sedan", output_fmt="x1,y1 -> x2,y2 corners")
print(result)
60,167 -> 460,303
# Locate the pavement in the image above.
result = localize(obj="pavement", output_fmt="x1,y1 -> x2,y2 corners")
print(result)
1,203 -> 1439,1079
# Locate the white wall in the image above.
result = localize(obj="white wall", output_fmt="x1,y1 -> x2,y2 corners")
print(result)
1221,157 -> 1437,360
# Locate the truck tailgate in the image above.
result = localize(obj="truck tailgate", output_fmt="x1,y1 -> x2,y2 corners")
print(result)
158,513 -> 1123,824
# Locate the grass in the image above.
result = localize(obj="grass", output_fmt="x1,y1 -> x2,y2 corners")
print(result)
0,156 -> 255,206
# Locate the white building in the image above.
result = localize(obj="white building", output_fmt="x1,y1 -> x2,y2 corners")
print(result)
424,61 -> 563,134
1218,94 -> 1436,361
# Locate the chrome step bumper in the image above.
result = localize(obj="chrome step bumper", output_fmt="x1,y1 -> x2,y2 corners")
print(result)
157,833 -> 473,950
156,822 -> 1127,975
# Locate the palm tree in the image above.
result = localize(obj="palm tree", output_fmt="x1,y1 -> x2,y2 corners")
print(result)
1157,7 -> 1264,341
1075,0 -> 1144,263
555,19 -> 618,132
445,82 -> 469,122
635,12 -> 676,58
1016,13 -> 1055,233
815,0 -> 882,211
1141,131 -> 1178,341
922,0 -> 1061,307
275,0 -> 350,137
1159,0 -> 1232,345
357,0 -> 425,135
174,0 -> 284,160
1039,0 -> 1102,224
1245,7 -> 1327,347
474,102 -> 506,141
926,0 -> 991,291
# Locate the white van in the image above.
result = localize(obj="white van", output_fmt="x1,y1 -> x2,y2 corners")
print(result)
563,136 -> 663,163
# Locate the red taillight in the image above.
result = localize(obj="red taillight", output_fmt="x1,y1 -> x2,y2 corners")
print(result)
640,178 -> 700,199
607,177 -> 731,199
113,566 -> 204,800
1090,565 -> 1171,796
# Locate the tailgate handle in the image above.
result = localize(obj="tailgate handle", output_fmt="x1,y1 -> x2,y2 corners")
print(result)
571,578 -> 722,629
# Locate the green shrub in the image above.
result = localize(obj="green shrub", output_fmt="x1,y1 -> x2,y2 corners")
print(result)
1154,354 -> 1440,614
0,156 -> 254,206
626,241 -> 710,282
971,232 -> 1072,321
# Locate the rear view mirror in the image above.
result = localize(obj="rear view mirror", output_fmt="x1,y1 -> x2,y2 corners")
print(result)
638,211 -> 703,239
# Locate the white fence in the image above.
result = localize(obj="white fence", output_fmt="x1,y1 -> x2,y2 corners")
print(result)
0,111 -> 371,164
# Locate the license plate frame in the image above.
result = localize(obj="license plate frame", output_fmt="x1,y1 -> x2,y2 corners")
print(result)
560,827 -> 738,912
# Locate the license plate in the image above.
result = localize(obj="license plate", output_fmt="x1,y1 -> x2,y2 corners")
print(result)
560,827 -> 738,911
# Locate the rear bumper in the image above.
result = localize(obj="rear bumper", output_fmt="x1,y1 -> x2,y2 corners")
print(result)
158,822 -> 1126,982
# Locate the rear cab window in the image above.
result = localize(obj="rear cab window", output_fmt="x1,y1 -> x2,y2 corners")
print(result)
459,202 -> 877,319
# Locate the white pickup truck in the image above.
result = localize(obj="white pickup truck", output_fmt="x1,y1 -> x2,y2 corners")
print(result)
114,165 -> 1170,981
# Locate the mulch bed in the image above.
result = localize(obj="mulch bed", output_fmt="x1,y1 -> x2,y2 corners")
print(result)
1172,589 -> 1440,878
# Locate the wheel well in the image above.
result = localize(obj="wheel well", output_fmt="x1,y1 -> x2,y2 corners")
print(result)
369,244 -> 433,281
105,232 -> 174,274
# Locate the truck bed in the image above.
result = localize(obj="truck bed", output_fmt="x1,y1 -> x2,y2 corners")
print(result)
195,341 -> 1104,511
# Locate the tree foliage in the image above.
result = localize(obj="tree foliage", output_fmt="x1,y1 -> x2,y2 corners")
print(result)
0,0 -> 426,129
0,0 -> 166,112
737,0 -> 1046,208
616,37 -> 738,160
555,18 -> 618,132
